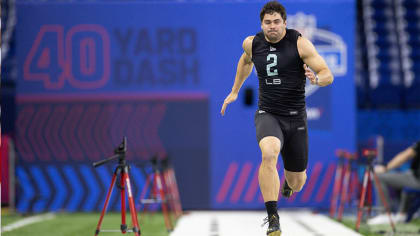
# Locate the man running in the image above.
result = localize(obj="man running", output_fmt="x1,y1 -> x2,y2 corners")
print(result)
220,1 -> 333,235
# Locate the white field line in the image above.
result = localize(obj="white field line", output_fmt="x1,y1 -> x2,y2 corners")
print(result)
2,213 -> 56,233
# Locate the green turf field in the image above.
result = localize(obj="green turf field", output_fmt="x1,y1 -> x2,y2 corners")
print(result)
341,218 -> 420,236
2,212 -> 170,236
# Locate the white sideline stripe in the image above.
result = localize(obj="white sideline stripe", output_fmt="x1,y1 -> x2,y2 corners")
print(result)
170,211 -> 363,236
1,213 -> 56,232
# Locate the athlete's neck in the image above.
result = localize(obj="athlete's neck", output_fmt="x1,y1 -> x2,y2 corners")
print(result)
265,29 -> 286,44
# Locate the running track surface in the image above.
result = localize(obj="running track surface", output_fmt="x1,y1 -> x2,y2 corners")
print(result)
170,211 -> 363,236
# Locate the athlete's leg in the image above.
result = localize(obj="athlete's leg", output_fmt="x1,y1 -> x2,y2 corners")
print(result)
255,111 -> 283,236
284,169 -> 307,192
259,137 -> 282,236
259,136 -> 281,202
281,117 -> 309,194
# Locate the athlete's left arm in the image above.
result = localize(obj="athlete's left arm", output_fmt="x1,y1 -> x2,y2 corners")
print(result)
297,36 -> 334,87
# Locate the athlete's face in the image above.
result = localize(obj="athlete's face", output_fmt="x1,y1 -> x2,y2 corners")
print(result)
261,12 -> 286,43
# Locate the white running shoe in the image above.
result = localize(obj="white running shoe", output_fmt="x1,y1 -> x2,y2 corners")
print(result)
367,214 -> 390,225
393,213 -> 407,223
367,213 -> 407,225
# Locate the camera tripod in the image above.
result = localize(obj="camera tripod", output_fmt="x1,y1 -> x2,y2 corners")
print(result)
355,149 -> 396,233
93,137 -> 141,236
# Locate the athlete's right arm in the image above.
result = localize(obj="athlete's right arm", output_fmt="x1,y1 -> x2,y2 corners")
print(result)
220,36 -> 254,116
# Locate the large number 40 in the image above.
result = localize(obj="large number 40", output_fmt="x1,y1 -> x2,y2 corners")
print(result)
23,24 -> 110,90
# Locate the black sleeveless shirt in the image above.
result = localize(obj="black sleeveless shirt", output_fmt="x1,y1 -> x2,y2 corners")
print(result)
251,29 -> 306,117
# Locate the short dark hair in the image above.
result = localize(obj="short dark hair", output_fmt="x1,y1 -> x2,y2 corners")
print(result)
260,1 -> 287,22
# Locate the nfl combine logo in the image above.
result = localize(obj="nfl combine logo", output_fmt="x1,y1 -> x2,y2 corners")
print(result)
288,12 -> 347,97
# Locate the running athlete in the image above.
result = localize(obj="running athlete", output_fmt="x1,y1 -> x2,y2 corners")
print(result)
220,1 -> 333,235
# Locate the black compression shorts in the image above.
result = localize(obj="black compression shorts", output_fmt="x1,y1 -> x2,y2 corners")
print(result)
254,110 -> 308,172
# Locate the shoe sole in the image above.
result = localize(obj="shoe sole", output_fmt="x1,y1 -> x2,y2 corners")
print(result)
268,230 -> 281,236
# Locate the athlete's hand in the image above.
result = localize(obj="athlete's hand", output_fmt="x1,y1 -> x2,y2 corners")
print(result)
220,92 -> 238,116
304,64 -> 317,85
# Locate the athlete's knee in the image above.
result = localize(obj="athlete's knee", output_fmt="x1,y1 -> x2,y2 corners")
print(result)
261,149 -> 279,165
287,174 -> 307,192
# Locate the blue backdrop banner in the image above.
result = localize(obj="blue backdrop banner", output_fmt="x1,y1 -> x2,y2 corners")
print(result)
15,1 -> 355,211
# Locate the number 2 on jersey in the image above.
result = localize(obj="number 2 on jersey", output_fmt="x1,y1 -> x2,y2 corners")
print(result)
266,54 -> 278,76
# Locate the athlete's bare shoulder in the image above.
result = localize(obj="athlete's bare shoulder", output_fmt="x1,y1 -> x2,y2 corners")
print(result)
242,36 -> 254,60
297,36 -> 316,59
